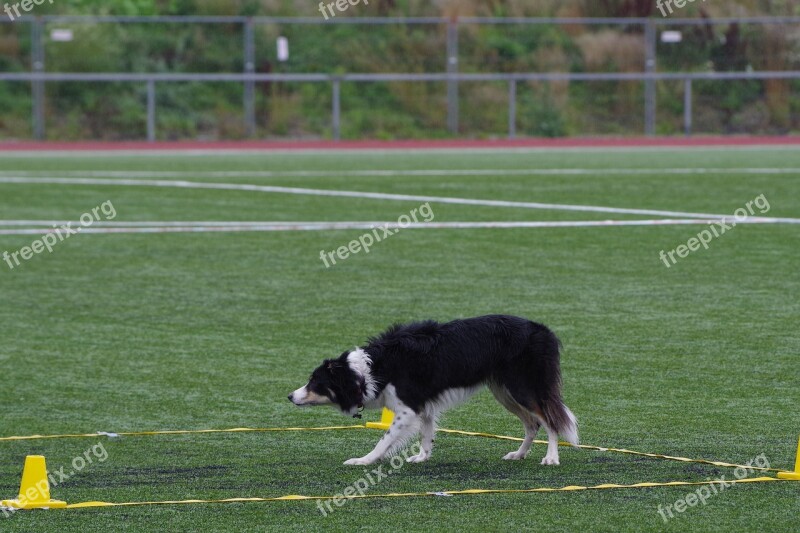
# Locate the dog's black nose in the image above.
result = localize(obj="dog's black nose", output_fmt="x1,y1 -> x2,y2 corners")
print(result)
287,394 -> 293,401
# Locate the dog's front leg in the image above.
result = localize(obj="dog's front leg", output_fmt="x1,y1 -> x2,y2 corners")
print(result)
344,408 -> 419,465
406,414 -> 434,463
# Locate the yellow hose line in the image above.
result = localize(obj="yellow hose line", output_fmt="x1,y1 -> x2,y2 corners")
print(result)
0,424 -> 781,472
437,429 -> 782,473
61,477 -> 788,509
0,425 -> 366,441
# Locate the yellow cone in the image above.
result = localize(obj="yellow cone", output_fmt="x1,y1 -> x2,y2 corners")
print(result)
365,408 -> 394,430
1,455 -> 67,510
777,435 -> 800,480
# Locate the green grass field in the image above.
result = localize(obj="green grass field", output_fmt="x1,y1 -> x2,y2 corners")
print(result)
0,146 -> 798,532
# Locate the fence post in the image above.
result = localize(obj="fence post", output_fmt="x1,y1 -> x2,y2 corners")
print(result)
243,17 -> 256,138
31,17 -> 45,140
446,17 -> 459,135
508,78 -> 516,139
332,77 -> 341,141
683,78 -> 692,137
147,79 -> 156,142
644,18 -> 656,136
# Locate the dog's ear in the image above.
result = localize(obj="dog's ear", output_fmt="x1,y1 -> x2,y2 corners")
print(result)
350,382 -> 365,409
328,362 -> 364,408
355,374 -> 366,404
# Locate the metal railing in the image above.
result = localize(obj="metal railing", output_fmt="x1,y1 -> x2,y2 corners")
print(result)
2,70 -> 798,140
2,15 -> 800,140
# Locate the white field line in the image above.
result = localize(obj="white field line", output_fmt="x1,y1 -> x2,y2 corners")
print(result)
1,168 -> 800,179
3,176 -> 795,222
0,218 -> 795,236
0,219 -> 793,228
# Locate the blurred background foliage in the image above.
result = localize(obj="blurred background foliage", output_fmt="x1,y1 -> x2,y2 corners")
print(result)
0,0 -> 799,139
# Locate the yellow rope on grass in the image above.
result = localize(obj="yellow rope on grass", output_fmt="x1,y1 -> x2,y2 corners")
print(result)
0,425 -> 366,442
59,476 -> 788,510
0,424 -> 782,473
1,424 -> 795,512
437,429 -> 782,473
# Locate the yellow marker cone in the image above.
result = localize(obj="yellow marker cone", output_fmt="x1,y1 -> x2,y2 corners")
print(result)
1,455 -> 67,510
777,435 -> 800,480
365,408 -> 394,430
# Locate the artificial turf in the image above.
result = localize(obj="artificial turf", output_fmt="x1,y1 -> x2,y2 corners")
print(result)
0,146 -> 798,532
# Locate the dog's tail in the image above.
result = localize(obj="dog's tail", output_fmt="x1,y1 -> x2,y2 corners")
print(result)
545,403 -> 579,447
531,325 -> 579,446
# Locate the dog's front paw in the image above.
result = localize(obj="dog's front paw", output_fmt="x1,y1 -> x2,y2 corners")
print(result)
502,450 -> 527,460
406,451 -> 429,463
540,455 -> 560,466
344,456 -> 374,466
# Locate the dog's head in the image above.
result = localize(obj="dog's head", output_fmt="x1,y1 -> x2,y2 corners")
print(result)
288,351 -> 367,417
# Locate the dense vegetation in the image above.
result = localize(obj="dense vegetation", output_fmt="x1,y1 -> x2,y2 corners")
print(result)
0,0 -> 798,139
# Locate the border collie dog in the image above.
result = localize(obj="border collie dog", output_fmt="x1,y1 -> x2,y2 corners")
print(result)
288,314 -> 578,466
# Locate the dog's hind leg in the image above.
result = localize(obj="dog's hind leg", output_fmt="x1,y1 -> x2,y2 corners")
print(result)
488,383 -> 540,460
540,423 -> 561,465
505,391 -> 575,466
522,399 -> 565,465
507,395 -> 563,465
344,404 -> 419,466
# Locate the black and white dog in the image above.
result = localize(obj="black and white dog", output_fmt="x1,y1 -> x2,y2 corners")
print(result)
288,314 -> 578,466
